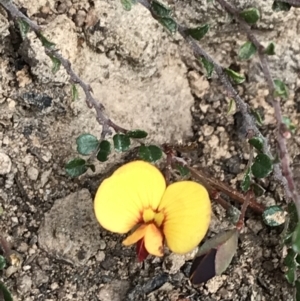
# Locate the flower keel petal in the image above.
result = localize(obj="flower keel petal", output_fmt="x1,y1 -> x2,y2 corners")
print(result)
144,224 -> 164,257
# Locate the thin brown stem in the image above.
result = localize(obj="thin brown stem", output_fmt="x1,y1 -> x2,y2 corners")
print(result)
215,0 -> 300,219
172,156 -> 265,214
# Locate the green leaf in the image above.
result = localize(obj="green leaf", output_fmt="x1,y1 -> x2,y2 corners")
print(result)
127,130 -> 148,139
227,99 -> 236,115
272,1 -> 291,11
139,145 -> 163,162
251,153 -> 273,178
285,266 -> 296,284
176,164 -> 190,177
158,17 -> 177,34
282,116 -> 296,134
283,203 -> 299,244
113,134 -> 131,152
284,249 -> 298,284
248,137 -> 264,152
241,168 -> 251,192
264,42 -> 275,55
293,223 -> 300,254
0,282 -> 13,301
37,33 -> 56,49
251,183 -> 265,197
226,205 -> 241,225
239,7 -> 260,24
296,280 -> 300,301
17,19 -> 30,40
238,41 -> 257,60
200,57 -> 214,78
65,158 -> 88,177
151,0 -> 172,17
274,79 -> 289,99
76,134 -> 99,155
225,68 -> 245,84
284,248 -> 298,267
49,55 -> 61,74
71,84 -> 79,101
0,256 -> 6,270
120,0 -> 133,10
186,24 -> 210,41
262,206 -> 286,227
251,109 -> 264,126
97,140 -> 111,162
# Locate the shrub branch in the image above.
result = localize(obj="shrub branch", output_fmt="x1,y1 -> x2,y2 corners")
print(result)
0,0 -> 127,139
216,0 -> 300,217
137,0 -> 288,200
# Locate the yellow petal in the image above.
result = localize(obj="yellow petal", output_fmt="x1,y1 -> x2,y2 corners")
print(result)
144,224 -> 164,257
94,161 -> 166,233
158,181 -> 211,254
123,224 -> 147,246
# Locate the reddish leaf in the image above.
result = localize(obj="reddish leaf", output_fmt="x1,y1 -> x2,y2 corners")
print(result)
189,248 -> 217,285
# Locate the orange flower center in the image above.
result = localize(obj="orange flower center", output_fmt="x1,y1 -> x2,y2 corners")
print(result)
122,207 -> 166,257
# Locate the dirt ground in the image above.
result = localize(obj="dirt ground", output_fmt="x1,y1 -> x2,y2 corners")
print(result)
1,0 -> 300,300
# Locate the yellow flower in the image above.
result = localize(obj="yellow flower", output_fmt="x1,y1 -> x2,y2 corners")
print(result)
94,160 -> 211,261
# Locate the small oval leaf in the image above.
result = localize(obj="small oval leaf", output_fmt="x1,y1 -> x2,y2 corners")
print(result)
251,153 -> 273,178
262,205 -> 286,227
200,57 -> 214,78
241,168 -> 251,192
186,24 -> 210,41
248,137 -> 264,151
49,55 -> 61,74
274,79 -> 289,99
0,256 -> 6,270
238,41 -> 257,60
158,17 -> 177,34
139,145 -> 163,162
127,130 -> 148,139
97,140 -> 111,162
175,164 -> 189,177
76,134 -> 99,155
151,0 -> 172,17
37,33 -> 56,49
239,7 -> 260,24
113,134 -> 130,152
121,0 -> 133,11
225,68 -> 245,84
272,1 -> 291,11
17,19 -> 30,40
264,42 -> 275,55
71,84 -> 79,101
292,223 -> 300,254
65,158 -> 87,177
0,282 -> 13,301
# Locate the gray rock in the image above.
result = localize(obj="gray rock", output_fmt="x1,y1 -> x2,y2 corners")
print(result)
0,152 -> 12,175
97,280 -> 130,301
38,189 -> 101,266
